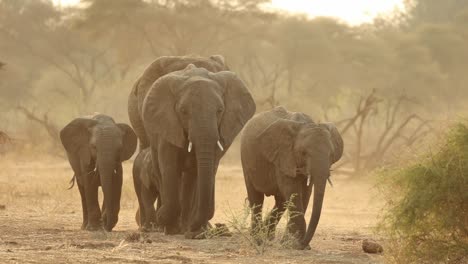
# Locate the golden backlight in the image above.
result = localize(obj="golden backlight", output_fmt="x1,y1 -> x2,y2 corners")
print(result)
270,0 -> 404,24
54,0 -> 404,25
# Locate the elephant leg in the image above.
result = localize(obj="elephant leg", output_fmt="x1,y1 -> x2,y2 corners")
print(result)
246,183 -> 264,240
78,183 -> 88,230
154,144 -> 182,235
283,188 -> 306,242
135,184 -> 148,231
84,172 -> 102,231
110,167 -> 123,230
138,205 -> 148,232
134,171 -> 143,227
68,152 -> 88,229
265,195 -> 286,240
154,194 -> 163,232
135,207 -> 141,228
141,186 -> 157,232
180,169 -> 196,233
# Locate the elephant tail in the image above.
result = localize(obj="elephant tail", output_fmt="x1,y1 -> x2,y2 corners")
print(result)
67,174 -> 76,190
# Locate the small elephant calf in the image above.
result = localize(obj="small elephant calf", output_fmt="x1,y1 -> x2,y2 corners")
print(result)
133,148 -> 162,232
60,114 -> 137,231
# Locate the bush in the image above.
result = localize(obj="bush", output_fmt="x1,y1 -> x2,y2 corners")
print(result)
379,122 -> 468,263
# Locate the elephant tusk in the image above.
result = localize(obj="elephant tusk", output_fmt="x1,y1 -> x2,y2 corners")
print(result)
217,141 -> 224,151
307,174 -> 311,186
188,142 -> 192,152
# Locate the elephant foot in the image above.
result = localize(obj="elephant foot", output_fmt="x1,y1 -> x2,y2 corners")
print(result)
153,225 -> 164,233
280,236 -> 311,250
292,242 -> 311,250
81,222 -> 88,230
140,224 -> 154,233
184,222 -> 214,239
85,223 -> 103,231
302,244 -> 312,250
184,229 -> 206,239
164,224 -> 182,235
103,225 -> 114,232
156,206 -> 172,226
135,208 -> 141,224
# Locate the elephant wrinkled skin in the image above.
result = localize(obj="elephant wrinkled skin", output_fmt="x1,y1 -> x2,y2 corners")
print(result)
60,114 -> 137,231
240,106 -> 343,249
129,56 -> 255,238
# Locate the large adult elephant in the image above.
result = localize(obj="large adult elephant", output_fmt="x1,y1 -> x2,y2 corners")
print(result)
60,114 -> 137,231
134,62 -> 255,237
240,106 -> 343,249
128,55 -> 228,151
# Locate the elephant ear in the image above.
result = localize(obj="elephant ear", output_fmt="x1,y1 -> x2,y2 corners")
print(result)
320,122 -> 344,164
257,119 -> 303,178
131,77 -> 141,96
213,71 -> 256,148
60,118 -> 98,153
142,74 -> 186,149
117,123 -> 138,161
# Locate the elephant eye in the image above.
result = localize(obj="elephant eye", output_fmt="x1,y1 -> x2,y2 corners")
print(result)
180,107 -> 188,115
217,107 -> 224,114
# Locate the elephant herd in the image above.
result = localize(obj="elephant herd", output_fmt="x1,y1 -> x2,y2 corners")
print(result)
59,55 -> 344,250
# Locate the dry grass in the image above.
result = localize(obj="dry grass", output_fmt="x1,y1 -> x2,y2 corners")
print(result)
0,153 -> 384,263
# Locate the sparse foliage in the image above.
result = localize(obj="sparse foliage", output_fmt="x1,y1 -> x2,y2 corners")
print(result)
378,122 -> 468,263
224,195 -> 303,254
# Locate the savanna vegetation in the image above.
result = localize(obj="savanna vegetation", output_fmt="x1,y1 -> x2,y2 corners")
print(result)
1,0 -> 468,262
379,122 -> 468,263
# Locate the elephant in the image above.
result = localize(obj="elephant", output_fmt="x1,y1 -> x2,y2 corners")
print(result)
128,55 -> 228,151
240,106 -> 343,249
132,62 -> 255,238
60,114 -> 137,231
132,148 -> 162,232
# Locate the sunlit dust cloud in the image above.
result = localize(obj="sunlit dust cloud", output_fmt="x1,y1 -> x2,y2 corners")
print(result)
52,0 -> 81,6
269,0 -> 405,25
53,0 -> 405,25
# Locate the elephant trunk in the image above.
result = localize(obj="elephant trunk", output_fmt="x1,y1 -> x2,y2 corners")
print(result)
301,168 -> 327,248
97,152 -> 121,232
191,121 -> 217,231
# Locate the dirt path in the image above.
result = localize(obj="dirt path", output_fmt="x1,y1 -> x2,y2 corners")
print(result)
0,158 -> 384,263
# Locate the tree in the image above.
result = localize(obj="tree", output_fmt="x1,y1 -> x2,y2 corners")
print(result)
404,0 -> 468,25
324,89 -> 432,177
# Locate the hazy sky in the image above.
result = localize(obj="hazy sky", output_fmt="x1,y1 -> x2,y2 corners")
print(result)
52,0 -> 404,25
271,0 -> 404,24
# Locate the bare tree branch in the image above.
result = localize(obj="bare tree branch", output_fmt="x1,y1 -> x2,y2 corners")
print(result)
16,105 -> 60,145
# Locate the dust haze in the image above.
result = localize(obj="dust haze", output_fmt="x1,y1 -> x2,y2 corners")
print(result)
1,0 -> 467,263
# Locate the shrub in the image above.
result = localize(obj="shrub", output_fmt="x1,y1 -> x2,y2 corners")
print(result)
379,122 -> 468,263
223,195 -> 302,254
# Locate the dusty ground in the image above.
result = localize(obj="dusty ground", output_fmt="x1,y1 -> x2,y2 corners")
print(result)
0,155 -> 384,263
